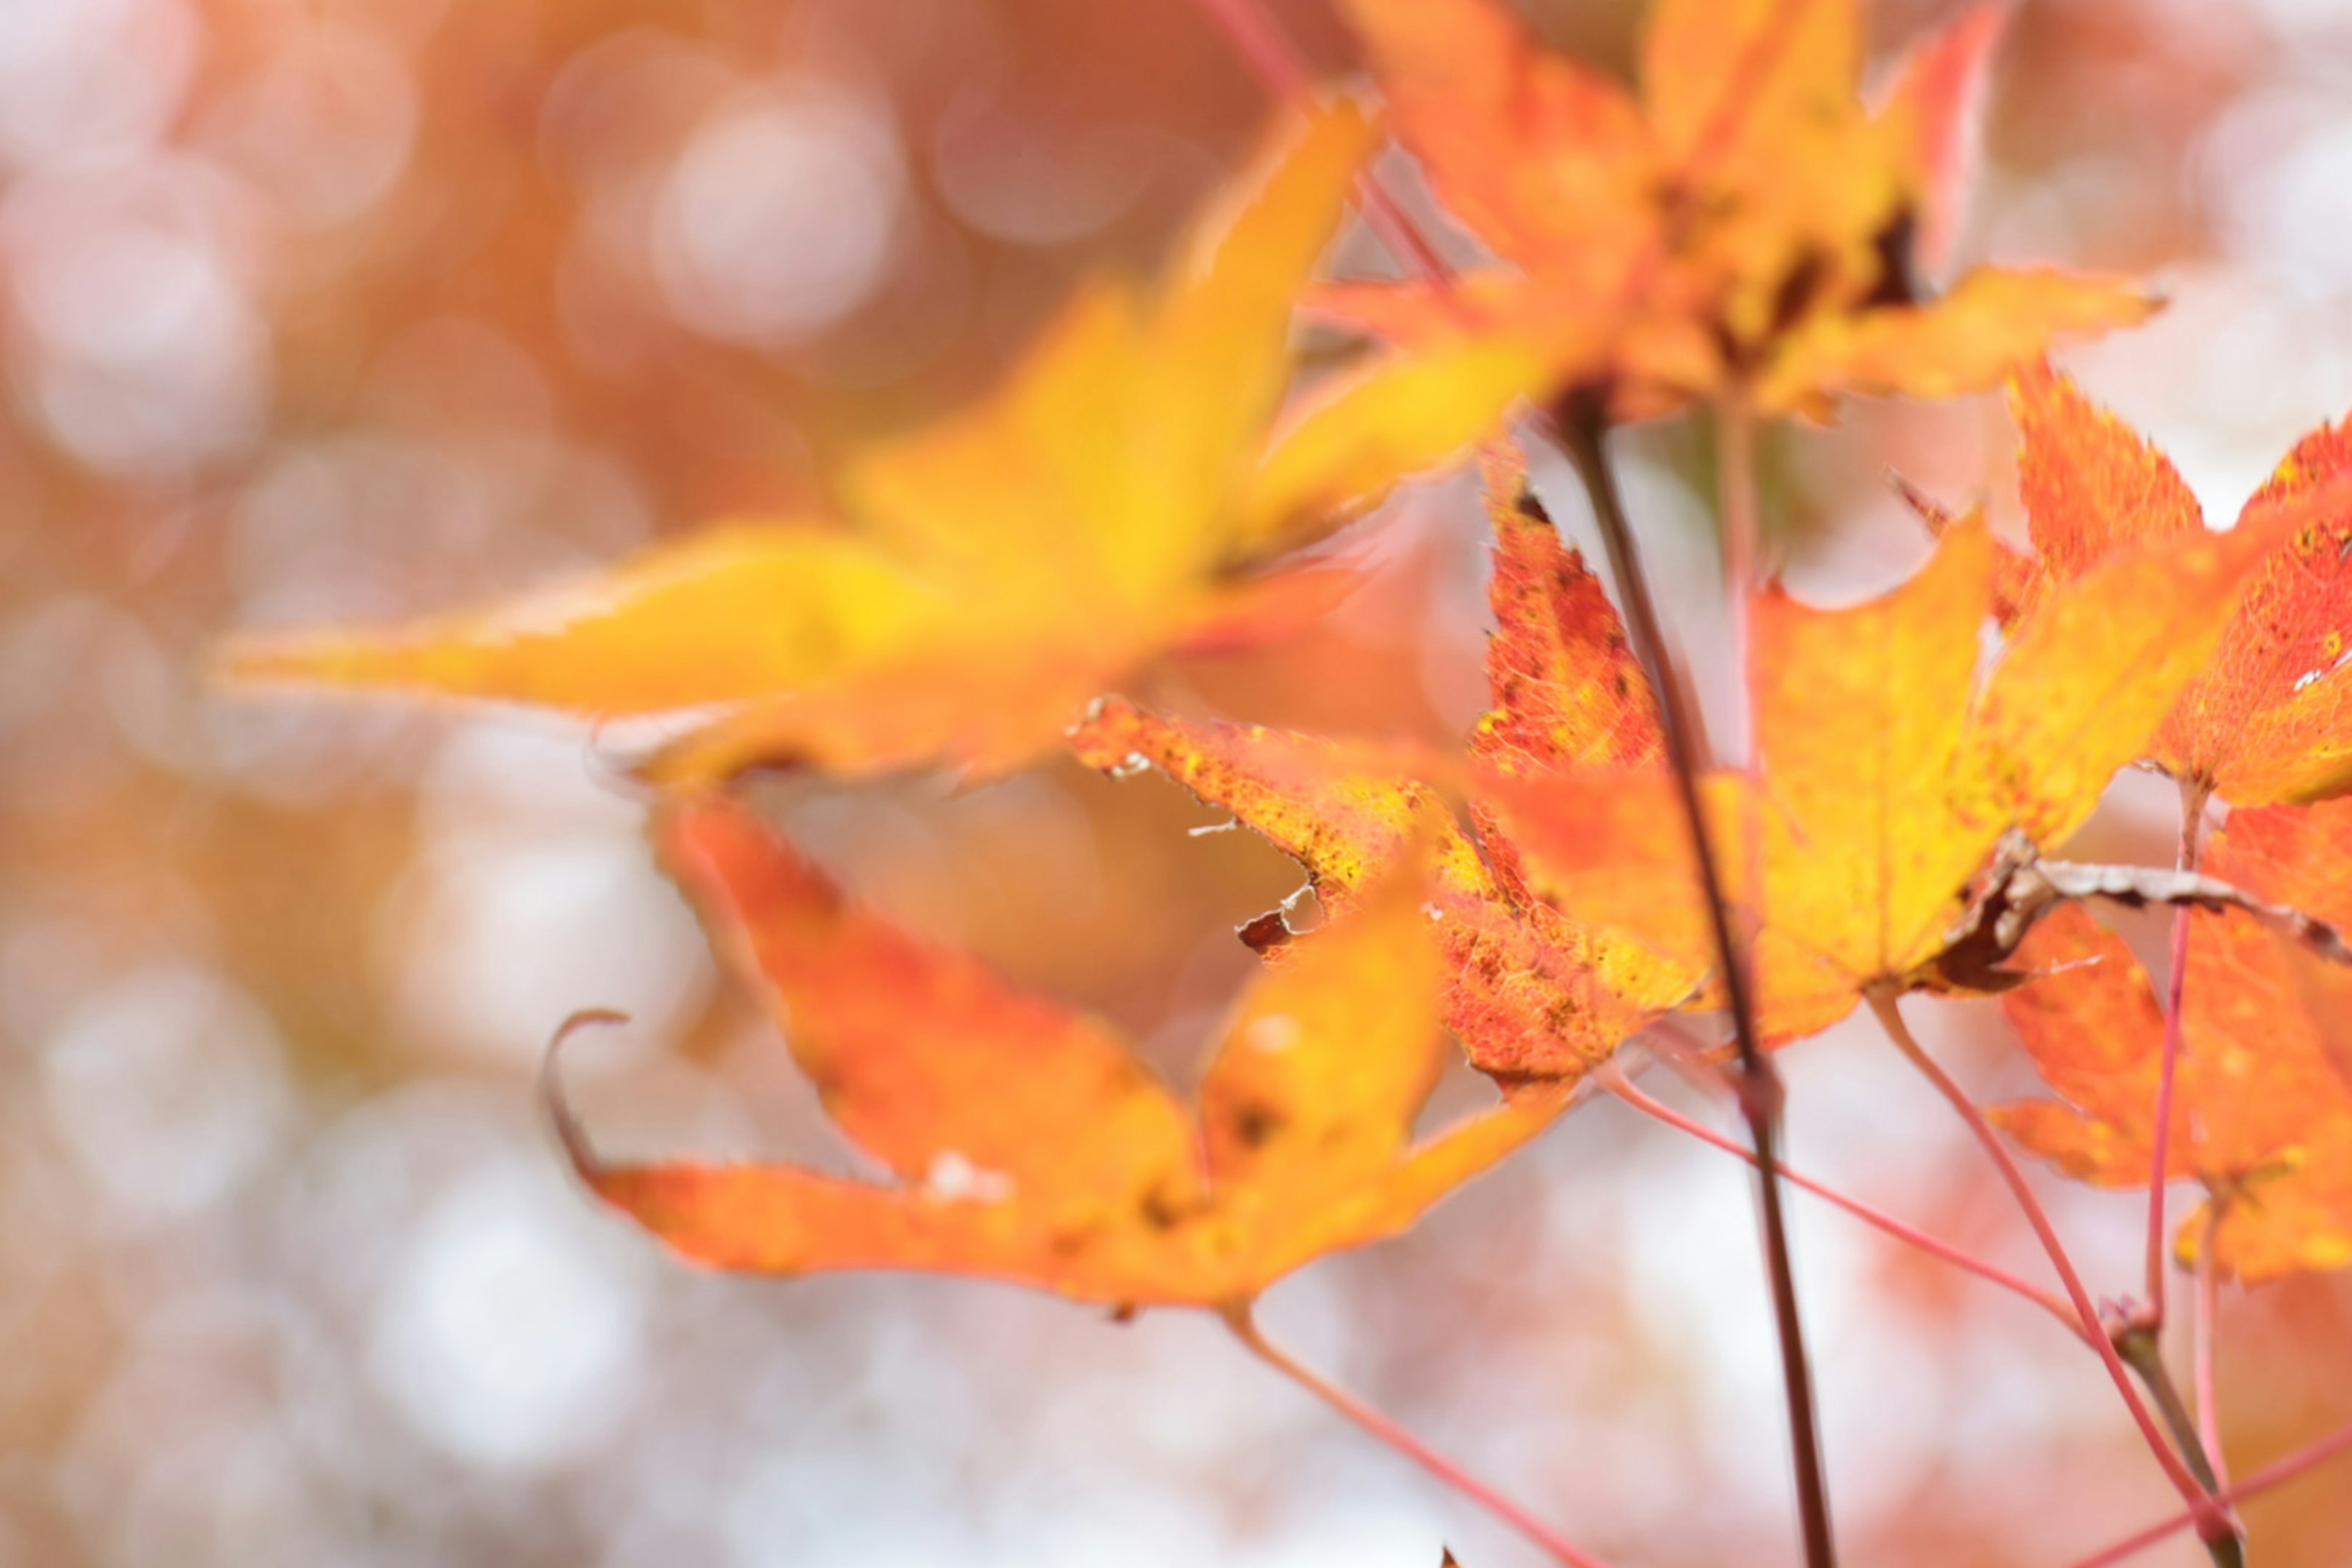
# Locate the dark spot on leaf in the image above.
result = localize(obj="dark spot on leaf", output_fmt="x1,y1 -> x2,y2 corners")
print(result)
1238,909 -> 1292,954
1708,317 -> 1747,374
1770,249 -> 1833,336
1862,209 -> 1920,309
1140,1182 -> 1198,1231
1231,1102 -> 1284,1149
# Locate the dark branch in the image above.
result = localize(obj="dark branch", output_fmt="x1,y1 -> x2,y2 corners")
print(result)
1547,404 -> 1838,1568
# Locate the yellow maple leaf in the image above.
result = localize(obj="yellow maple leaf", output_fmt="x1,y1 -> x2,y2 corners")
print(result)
224,101 -> 1548,782
1947,361 -> 2352,805
1480,510 -> 2296,1039
1320,0 -> 2152,419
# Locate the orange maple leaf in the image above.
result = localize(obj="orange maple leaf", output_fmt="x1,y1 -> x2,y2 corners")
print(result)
1992,799 -> 2352,1282
1321,0 -> 2152,418
548,794 -> 1566,1308
222,102 -> 1547,783
1481,506 -> 2296,1040
1069,444 -> 1692,1083
1953,361 -> 2352,805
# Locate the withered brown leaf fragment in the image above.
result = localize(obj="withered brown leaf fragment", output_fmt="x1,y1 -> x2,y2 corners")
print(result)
1924,828 -> 2352,993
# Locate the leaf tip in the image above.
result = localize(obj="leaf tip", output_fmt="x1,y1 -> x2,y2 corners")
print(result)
208,625 -> 367,695
541,1007 -> 635,1181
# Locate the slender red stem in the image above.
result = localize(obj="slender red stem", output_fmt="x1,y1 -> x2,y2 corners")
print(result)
1643,1016 -> 1741,1106
1182,0 -> 1456,285
1221,1304 -> 1618,1568
1189,0 -> 1311,94
2064,1417 -> 2352,1568
1865,989 -> 2226,1532
2195,1203 -> 2230,1489
2144,907 -> 2193,1316
2144,781 -> 2211,1324
1604,1069 -> 2090,1343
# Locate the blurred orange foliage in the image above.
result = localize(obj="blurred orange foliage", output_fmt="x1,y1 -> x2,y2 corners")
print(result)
9,0 -> 2352,1564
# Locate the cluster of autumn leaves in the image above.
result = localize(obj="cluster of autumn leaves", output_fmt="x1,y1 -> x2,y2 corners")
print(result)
233,0 -> 2352,1316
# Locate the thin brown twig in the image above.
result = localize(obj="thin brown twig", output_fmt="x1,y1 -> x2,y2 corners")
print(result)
2116,1329 -> 2234,1522
1603,1067 -> 2089,1342
2064,1416 -> 2352,1568
2145,780 -> 2212,1324
1555,407 -> 1837,1568
1864,987 -> 2234,1553
1220,1303 -> 1617,1568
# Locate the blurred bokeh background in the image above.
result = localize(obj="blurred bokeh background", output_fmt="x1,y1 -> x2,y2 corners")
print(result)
2,0 -> 2350,1563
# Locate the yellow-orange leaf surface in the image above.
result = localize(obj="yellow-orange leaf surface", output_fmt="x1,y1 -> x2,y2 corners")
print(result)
556,795 -> 1564,1306
1993,800 -> 2352,1281
1483,509 -> 2293,1040
1979,362 -> 2352,804
1324,0 -> 2152,418
225,102 -> 1547,782
1069,445 -> 1694,1083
